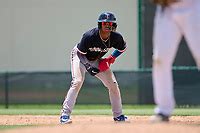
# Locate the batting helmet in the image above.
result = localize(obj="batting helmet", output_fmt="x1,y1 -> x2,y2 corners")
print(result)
98,12 -> 117,30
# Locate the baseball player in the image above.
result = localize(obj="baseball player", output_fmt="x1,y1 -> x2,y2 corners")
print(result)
150,0 -> 200,122
60,12 -> 128,124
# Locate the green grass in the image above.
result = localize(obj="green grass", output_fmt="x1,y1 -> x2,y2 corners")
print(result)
0,104 -> 200,116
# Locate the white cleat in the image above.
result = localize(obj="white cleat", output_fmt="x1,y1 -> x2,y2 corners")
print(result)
150,113 -> 169,123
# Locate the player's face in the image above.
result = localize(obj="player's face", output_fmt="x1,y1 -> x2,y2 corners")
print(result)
101,22 -> 113,32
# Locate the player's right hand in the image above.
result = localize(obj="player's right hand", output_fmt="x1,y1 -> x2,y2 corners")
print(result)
84,63 -> 100,76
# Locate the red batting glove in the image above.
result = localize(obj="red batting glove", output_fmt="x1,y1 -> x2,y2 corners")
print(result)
106,55 -> 116,65
98,58 -> 110,72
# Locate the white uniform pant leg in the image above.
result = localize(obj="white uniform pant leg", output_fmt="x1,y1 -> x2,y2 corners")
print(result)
62,49 -> 86,115
181,1 -> 200,69
95,69 -> 122,118
152,7 -> 182,116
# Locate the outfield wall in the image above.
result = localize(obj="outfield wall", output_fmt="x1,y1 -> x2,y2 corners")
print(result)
0,70 -> 200,105
0,0 -> 137,72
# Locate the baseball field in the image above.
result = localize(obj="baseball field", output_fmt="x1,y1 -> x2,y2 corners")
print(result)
0,104 -> 200,133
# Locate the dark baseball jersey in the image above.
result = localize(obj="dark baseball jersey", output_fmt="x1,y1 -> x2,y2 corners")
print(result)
77,27 -> 126,61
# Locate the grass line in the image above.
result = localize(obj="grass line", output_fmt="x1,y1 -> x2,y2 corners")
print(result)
0,108 -> 200,116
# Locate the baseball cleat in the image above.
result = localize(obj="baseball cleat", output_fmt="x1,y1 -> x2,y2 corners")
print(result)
113,115 -> 129,122
60,115 -> 72,124
150,113 -> 169,123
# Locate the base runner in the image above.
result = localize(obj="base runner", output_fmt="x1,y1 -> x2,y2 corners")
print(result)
60,12 -> 128,124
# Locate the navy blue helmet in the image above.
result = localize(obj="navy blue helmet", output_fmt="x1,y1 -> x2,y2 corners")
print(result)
98,12 -> 117,30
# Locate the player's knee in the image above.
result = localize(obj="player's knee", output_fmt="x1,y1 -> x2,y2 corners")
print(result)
153,56 -> 170,67
102,80 -> 116,88
111,81 -> 118,87
153,57 -> 163,65
106,82 -> 119,90
70,80 -> 83,88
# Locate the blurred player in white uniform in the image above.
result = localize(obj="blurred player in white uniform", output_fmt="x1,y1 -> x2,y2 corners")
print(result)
151,0 -> 200,122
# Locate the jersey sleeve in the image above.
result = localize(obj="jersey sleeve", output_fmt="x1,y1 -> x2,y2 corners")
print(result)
113,34 -> 127,52
77,33 -> 90,54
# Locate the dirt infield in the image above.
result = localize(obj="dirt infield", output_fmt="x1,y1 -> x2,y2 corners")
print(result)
1,115 -> 200,133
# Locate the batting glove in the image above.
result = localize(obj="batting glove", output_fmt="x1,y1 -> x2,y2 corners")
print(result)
98,58 -> 110,72
106,55 -> 116,65
84,63 -> 100,76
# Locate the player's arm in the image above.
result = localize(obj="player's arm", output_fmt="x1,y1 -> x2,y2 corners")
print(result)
77,51 -> 99,76
98,48 -> 126,72
108,45 -> 127,64
107,34 -> 127,65
77,34 -> 100,76
76,33 -> 90,66
98,37 -> 127,72
76,49 -> 87,65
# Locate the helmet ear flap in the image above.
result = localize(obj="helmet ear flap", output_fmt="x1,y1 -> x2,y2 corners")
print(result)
112,23 -> 117,29
98,22 -> 102,29
111,23 -> 117,31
